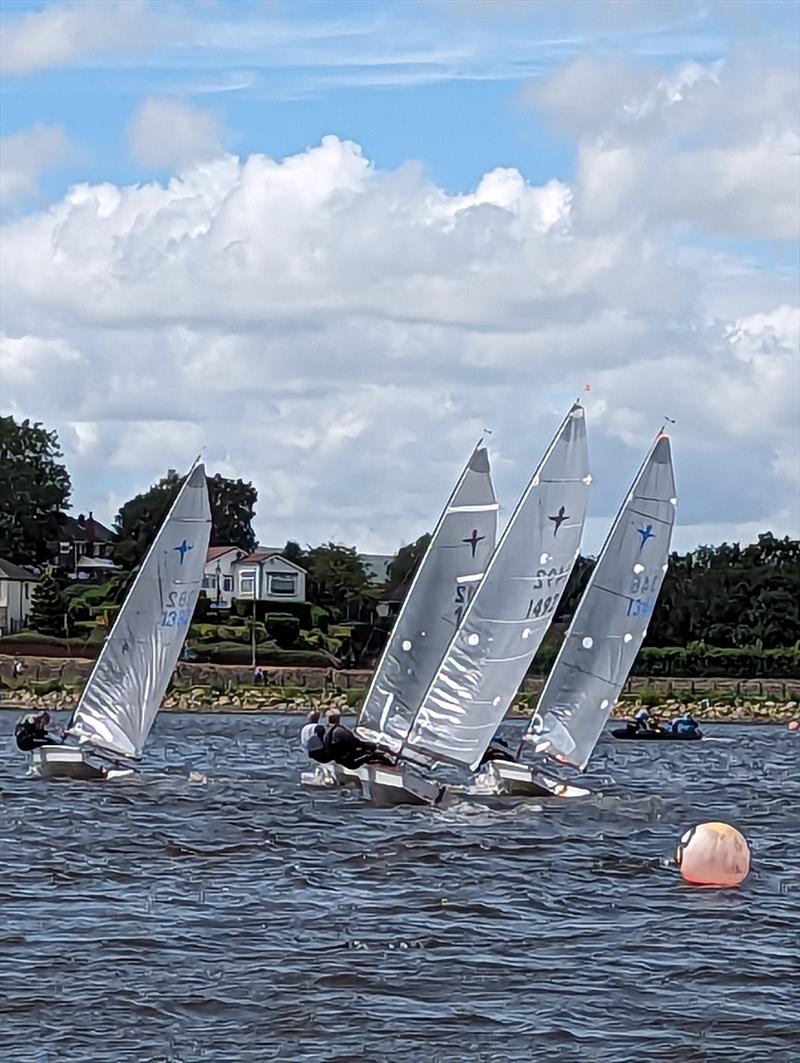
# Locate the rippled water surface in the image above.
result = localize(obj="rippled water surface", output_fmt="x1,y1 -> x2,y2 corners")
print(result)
1,714 -> 797,1062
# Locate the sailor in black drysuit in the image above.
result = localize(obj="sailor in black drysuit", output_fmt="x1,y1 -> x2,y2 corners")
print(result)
15,711 -> 60,752
477,733 -> 517,767
322,710 -> 392,770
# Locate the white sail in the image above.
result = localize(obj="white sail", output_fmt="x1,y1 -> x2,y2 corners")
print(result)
68,462 -> 212,760
357,445 -> 498,750
402,404 -> 590,770
528,432 -> 676,770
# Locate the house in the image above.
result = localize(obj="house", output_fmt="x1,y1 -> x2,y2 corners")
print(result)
49,512 -> 117,580
0,559 -> 40,635
233,549 -> 307,603
202,546 -> 247,609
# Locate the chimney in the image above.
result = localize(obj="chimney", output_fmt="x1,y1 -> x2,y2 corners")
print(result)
78,513 -> 86,526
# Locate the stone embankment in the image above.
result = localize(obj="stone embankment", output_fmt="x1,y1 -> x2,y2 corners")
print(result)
1,654 -> 798,721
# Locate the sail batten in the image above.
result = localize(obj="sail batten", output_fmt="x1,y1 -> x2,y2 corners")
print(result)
528,432 -> 676,770
356,444 -> 497,749
68,461 -> 212,761
402,405 -> 590,770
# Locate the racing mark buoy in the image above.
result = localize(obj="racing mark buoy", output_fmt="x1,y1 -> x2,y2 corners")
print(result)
788,720 -> 799,732
675,822 -> 750,887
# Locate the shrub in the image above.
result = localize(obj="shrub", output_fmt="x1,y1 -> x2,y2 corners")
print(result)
265,613 -> 301,649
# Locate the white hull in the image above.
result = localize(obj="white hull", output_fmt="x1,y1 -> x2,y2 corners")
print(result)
358,763 -> 449,808
29,744 -> 135,782
299,763 -> 363,789
470,759 -> 590,799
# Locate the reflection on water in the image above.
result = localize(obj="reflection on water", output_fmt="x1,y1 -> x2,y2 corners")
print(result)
1,715 -> 797,1061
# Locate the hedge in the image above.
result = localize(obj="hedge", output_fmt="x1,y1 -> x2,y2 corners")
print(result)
231,598 -> 314,628
191,641 -> 330,667
634,645 -> 800,678
264,614 -> 301,649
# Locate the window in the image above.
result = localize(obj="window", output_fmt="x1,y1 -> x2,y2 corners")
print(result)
202,575 -> 215,590
59,542 -> 71,555
239,570 -> 257,595
223,576 -> 233,592
268,573 -> 297,596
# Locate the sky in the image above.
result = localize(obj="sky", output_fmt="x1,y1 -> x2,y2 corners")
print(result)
1,0 -> 798,556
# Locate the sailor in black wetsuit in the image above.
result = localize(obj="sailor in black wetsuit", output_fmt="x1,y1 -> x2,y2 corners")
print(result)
478,732 -> 517,767
323,709 -> 391,769
15,711 -> 60,752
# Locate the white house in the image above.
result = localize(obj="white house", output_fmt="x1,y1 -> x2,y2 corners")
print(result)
233,549 -> 307,603
202,546 -> 248,609
0,559 -> 40,635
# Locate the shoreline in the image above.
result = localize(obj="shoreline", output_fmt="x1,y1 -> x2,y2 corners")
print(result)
1,700 -> 796,725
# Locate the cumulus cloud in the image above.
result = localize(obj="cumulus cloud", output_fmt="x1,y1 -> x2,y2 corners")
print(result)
127,97 -> 224,170
0,124 -> 72,206
0,132 -> 797,553
525,54 -> 800,239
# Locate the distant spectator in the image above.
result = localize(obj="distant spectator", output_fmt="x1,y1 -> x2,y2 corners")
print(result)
13,659 -> 24,678
253,666 -> 264,686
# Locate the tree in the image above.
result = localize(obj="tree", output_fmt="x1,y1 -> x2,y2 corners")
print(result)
282,540 -> 307,567
0,416 -> 71,564
304,543 -> 372,620
387,534 -> 431,592
28,568 -> 69,636
113,470 -> 258,568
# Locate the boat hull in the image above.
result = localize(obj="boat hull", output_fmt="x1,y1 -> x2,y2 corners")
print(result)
29,745 -> 134,781
358,764 -> 448,808
471,759 -> 590,799
299,763 -> 363,789
611,727 -> 703,742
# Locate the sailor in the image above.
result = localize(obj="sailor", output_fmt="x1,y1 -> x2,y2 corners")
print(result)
478,732 -> 517,766
323,709 -> 387,769
14,711 -> 60,752
301,710 -> 330,763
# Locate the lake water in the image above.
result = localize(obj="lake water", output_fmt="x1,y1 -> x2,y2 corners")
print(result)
1,715 -> 797,1062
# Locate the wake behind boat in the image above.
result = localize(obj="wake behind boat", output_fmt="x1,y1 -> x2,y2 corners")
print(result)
26,461 -> 212,781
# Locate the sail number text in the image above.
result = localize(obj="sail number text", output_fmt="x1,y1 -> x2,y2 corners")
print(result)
160,589 -> 196,628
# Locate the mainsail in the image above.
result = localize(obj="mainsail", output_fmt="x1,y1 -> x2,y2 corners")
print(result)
357,445 -> 498,750
402,404 -> 590,770
528,432 -> 676,770
68,461 -> 212,760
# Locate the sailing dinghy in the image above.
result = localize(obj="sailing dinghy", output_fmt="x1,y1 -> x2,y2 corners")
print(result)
301,443 -> 498,795
485,431 -> 676,796
29,461 -> 211,781
359,403 -> 591,807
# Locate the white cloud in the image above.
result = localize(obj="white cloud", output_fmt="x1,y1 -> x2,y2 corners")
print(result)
526,54 -> 800,239
0,133 -> 797,552
0,124 -> 72,206
127,97 -> 224,170
0,0 -> 168,76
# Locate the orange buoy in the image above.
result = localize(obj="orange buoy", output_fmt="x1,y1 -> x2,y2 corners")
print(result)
676,822 -> 750,887
788,720 -> 799,732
